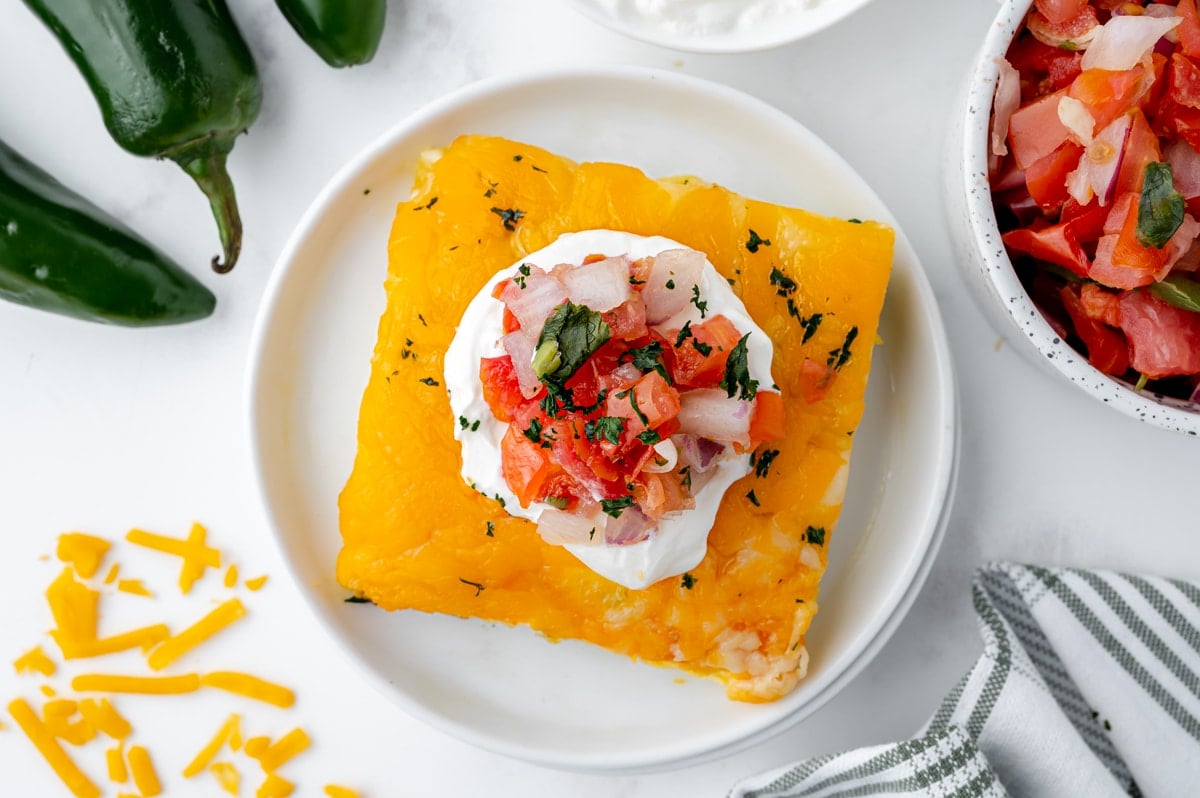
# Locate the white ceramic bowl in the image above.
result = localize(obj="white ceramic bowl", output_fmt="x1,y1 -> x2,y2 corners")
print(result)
246,66 -> 958,773
565,0 -> 879,53
947,0 -> 1200,436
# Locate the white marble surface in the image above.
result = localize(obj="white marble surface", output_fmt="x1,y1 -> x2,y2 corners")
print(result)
0,0 -> 1197,795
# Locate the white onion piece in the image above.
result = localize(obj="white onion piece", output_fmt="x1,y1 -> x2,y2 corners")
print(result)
1058,96 -> 1096,146
642,249 -> 706,324
537,507 -> 605,546
1167,139 -> 1200,199
499,266 -> 568,332
1066,114 -> 1131,206
558,255 -> 631,312
604,505 -> 655,546
675,389 -> 752,447
501,329 -> 541,398
1144,4 -> 1181,42
1081,15 -> 1180,72
642,438 -> 679,473
991,57 -> 1021,158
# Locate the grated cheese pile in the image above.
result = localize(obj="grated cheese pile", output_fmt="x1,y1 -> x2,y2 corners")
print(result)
3,523 -> 362,797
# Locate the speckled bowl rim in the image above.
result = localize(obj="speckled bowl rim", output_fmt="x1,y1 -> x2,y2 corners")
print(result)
960,0 -> 1200,436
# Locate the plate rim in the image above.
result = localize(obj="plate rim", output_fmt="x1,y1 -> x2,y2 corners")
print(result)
244,64 -> 959,773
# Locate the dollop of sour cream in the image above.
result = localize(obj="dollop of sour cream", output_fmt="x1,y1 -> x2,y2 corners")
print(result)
445,230 -> 775,590
595,0 -> 816,37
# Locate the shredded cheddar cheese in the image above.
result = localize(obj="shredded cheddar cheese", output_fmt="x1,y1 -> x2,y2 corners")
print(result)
212,760 -> 241,794
183,713 -> 242,777
147,597 -> 246,671
201,672 -> 295,708
128,744 -> 162,796
116,579 -> 153,598
56,533 -> 110,579
78,698 -> 131,740
106,742 -> 127,783
325,786 -> 361,798
125,523 -> 220,594
72,673 -> 201,695
253,727 -> 310,772
13,645 -> 56,676
257,771 -> 296,797
7,524 -> 361,795
8,698 -> 100,798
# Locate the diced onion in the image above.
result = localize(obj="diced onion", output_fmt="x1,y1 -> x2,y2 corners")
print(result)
604,505 -> 655,545
1166,139 -> 1200,199
675,389 -> 751,447
499,266 -> 568,332
537,507 -> 605,546
1057,95 -> 1096,146
1081,14 -> 1181,72
642,249 -> 706,324
558,255 -> 631,312
991,57 -> 1021,158
1065,114 -> 1131,206
501,330 -> 541,398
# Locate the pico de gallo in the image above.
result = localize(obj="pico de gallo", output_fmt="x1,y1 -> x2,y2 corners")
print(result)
992,0 -> 1200,400
479,248 -> 785,548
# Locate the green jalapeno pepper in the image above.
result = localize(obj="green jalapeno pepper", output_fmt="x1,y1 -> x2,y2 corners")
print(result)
23,0 -> 262,273
0,139 -> 215,326
276,0 -> 387,67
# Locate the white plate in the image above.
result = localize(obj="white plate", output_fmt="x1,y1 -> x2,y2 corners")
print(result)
246,66 -> 957,773
566,0 -> 879,53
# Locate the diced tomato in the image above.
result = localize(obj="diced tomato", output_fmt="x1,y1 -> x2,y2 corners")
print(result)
1069,65 -> 1149,133
536,469 -> 582,509
1180,0 -> 1200,59
1080,282 -> 1122,326
502,307 -> 520,334
1008,89 -> 1073,170
1007,34 -> 1084,95
632,472 -> 688,519
601,296 -> 648,340
1111,190 -> 1170,274
1034,0 -> 1088,25
1061,196 -> 1109,242
1116,289 -> 1200,377
1026,141 -> 1084,211
796,359 -> 837,406
1059,284 -> 1130,375
606,371 -> 680,434
1115,110 -> 1161,196
1003,218 -> 1092,277
1169,53 -> 1200,110
479,356 -> 525,422
629,257 -> 653,288
748,391 -> 787,444
500,425 -> 553,508
668,314 -> 742,388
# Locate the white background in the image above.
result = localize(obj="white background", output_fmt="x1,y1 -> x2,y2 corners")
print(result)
1,0 -> 1198,795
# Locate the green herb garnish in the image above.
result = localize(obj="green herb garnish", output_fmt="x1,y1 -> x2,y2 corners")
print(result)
490,206 -> 526,232
827,326 -> 858,370
1137,162 -> 1185,248
806,526 -> 826,546
1150,273 -> 1200,313
754,448 -> 780,478
586,416 -> 625,445
419,376 -> 440,386
690,285 -> 708,318
746,229 -> 771,253
601,495 -> 636,517
532,302 -> 611,383
720,333 -> 758,400
637,428 -> 662,445
681,572 -> 696,589
624,341 -> 671,383
746,489 -> 760,507
523,417 -> 543,443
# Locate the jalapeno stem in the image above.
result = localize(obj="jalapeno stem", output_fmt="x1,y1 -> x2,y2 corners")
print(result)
181,152 -> 243,274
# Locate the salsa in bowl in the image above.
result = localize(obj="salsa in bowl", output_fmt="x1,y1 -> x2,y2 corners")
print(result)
952,0 -> 1200,434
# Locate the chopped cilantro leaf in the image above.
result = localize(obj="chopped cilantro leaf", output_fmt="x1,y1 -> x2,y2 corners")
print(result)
486,521 -> 495,537
674,320 -> 693,347
344,595 -> 373,604
681,573 -> 696,589
523,417 -> 543,443
690,285 -> 708,318
490,206 -> 526,232
719,333 -> 758,400
755,448 -> 780,478
691,338 -> 712,356
770,266 -> 797,296
586,416 -> 625,445
1137,162 -> 1185,248
746,229 -> 771,253
806,526 -> 826,546
533,302 -> 611,383
601,496 -> 636,517
665,279 -> 675,289
637,428 -> 662,445
746,489 -> 760,507
624,341 -> 671,383
827,326 -> 859,370
419,377 -> 440,386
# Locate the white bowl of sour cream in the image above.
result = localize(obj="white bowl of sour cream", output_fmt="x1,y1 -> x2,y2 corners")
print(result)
566,0 -> 880,53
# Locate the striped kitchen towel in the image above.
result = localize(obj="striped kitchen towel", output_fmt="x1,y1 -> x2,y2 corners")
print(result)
729,563 -> 1200,798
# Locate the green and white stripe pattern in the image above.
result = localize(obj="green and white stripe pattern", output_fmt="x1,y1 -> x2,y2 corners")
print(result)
730,563 -> 1200,798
